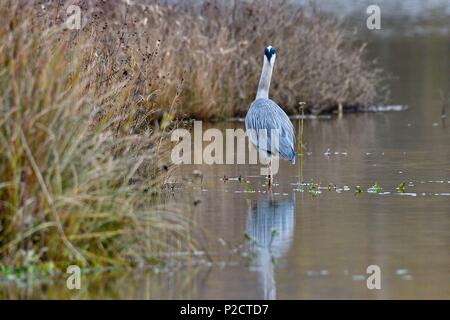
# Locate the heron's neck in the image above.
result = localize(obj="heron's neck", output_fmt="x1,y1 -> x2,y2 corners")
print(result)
256,59 -> 273,100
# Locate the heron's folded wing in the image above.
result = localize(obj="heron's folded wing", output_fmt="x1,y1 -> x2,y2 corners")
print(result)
245,99 -> 295,161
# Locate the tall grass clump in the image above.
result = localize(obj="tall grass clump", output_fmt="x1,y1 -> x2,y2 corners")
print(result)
0,1 -> 196,272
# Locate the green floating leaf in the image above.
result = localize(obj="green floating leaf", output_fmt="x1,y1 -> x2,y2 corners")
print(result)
244,186 -> 255,193
368,182 -> 382,193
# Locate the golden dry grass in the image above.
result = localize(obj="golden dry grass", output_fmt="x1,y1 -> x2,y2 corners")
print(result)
32,0 -> 386,120
87,0 -> 384,119
0,0 -> 196,272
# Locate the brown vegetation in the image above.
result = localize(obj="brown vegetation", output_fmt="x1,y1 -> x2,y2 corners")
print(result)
68,0 -> 384,119
0,0 -> 196,271
33,0 -> 386,120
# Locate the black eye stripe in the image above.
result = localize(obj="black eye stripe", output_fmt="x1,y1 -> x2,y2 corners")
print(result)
270,48 -> 276,55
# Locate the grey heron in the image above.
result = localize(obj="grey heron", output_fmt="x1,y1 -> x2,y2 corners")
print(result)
245,46 -> 296,184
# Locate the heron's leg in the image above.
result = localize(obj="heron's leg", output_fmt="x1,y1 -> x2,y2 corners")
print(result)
267,159 -> 272,187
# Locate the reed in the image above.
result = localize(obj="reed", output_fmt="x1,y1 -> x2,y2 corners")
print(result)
0,0 -> 195,272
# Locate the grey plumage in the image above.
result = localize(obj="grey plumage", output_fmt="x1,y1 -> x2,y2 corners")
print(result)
245,46 -> 296,164
245,98 -> 296,163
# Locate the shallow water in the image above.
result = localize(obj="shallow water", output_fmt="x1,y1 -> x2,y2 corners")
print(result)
174,110 -> 450,299
5,110 -> 448,299
2,3 -> 449,299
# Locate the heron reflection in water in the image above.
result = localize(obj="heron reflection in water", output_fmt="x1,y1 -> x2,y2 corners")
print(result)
245,193 -> 296,300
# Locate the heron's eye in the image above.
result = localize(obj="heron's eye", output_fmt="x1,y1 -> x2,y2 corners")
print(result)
264,48 -> 270,56
270,48 -> 276,55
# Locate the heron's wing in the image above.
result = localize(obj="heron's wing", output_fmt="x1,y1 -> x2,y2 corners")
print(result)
245,99 -> 295,162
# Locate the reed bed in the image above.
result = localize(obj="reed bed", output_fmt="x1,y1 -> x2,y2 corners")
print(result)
87,0 -> 385,119
32,0 -> 386,120
0,0 -> 197,273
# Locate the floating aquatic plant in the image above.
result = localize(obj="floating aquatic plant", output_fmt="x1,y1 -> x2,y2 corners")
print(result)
368,182 -> 382,193
396,182 -> 405,193
355,186 -> 363,194
244,186 -> 255,193
307,184 -> 322,196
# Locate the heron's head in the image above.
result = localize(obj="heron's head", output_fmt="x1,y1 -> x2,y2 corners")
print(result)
264,46 -> 276,64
